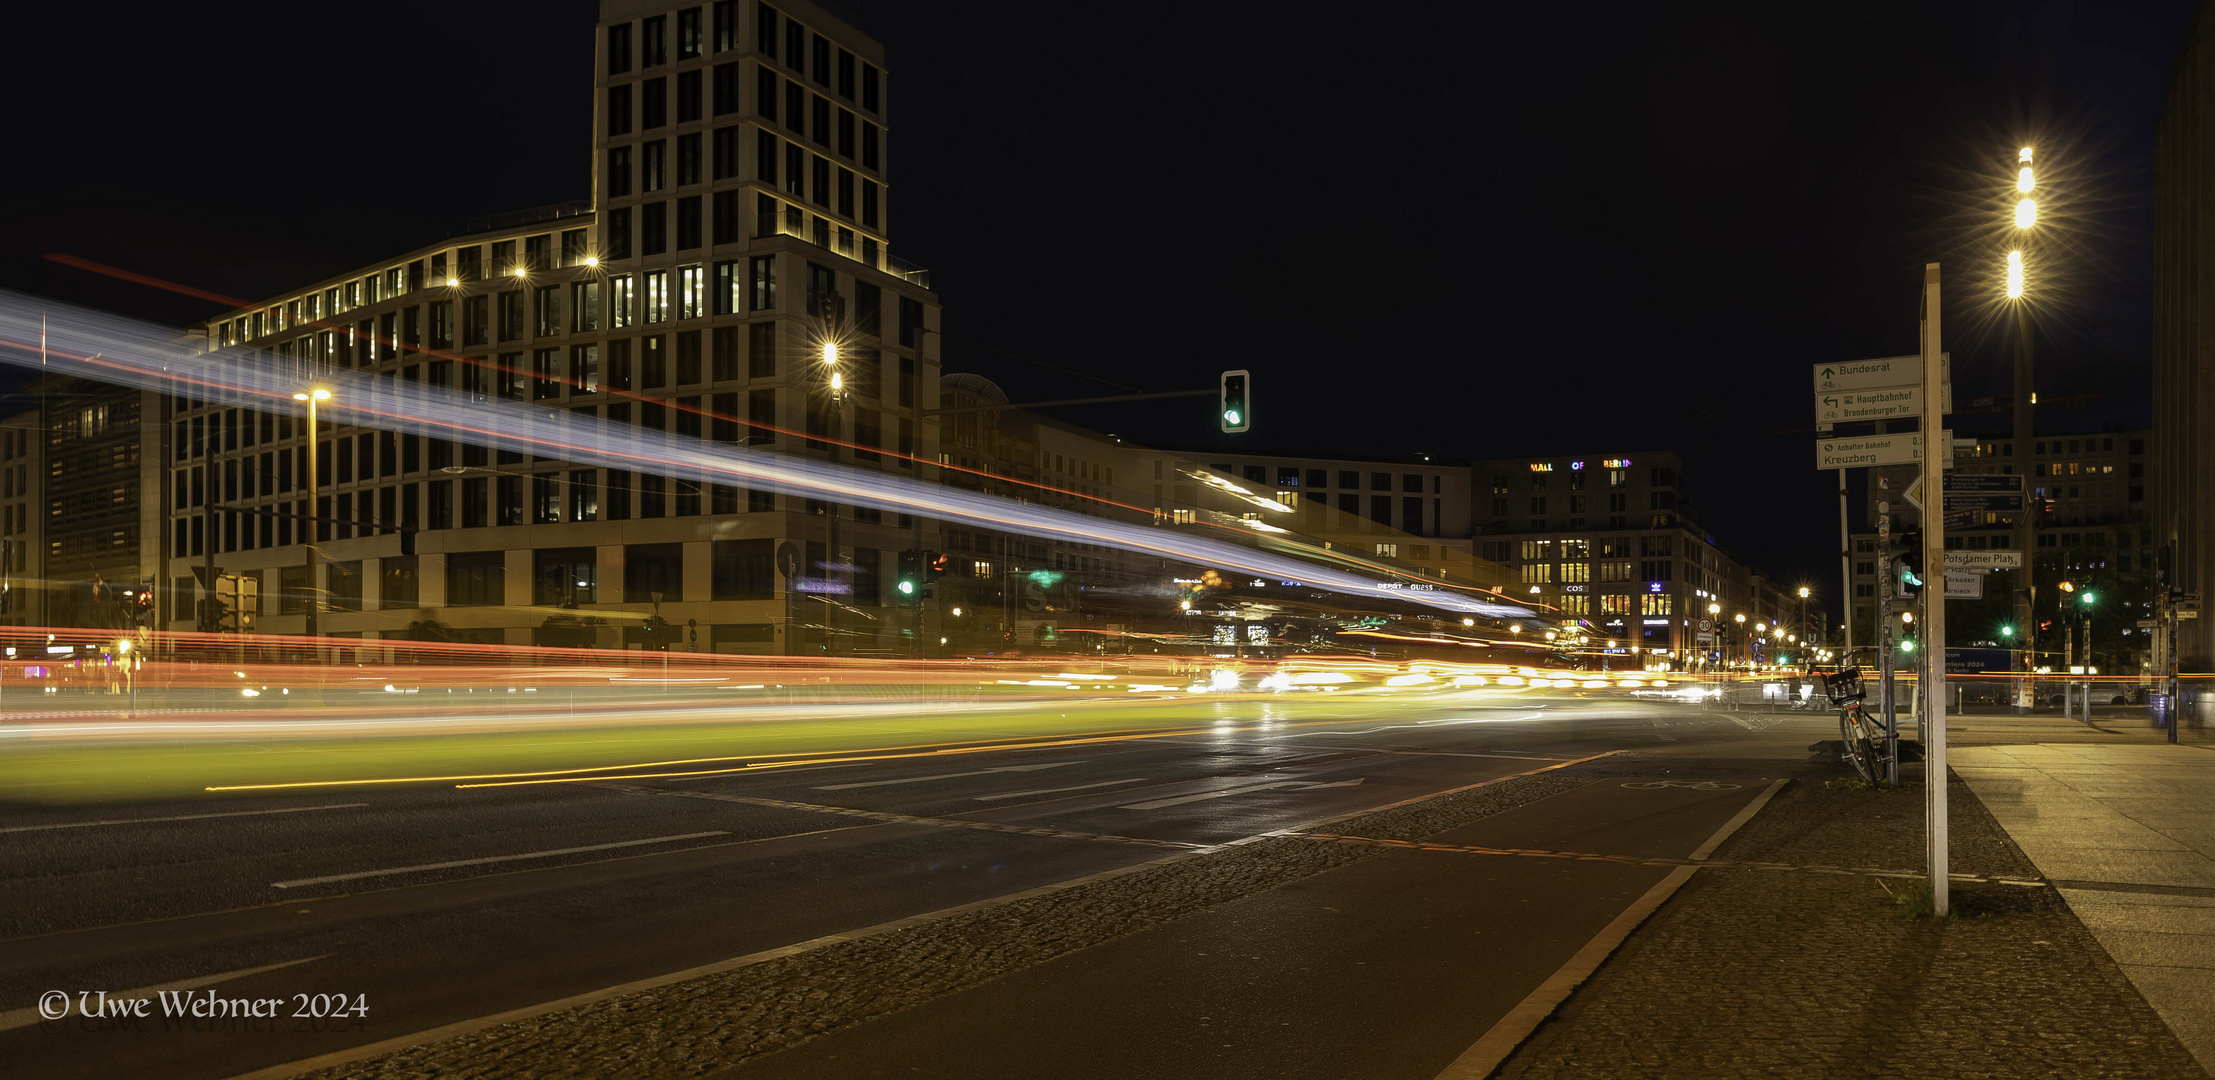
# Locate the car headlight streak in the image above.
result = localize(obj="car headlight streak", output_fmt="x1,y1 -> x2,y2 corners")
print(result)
1,292 -> 1532,619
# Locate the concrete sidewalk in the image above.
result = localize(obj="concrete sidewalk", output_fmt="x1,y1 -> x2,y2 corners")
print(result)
1954,743 -> 2215,1073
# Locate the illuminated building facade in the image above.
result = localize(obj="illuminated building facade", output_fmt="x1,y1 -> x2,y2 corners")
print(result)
1471,452 -> 1809,666
166,0 -> 942,655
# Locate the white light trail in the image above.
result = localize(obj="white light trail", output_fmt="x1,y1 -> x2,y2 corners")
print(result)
0,292 -> 1530,618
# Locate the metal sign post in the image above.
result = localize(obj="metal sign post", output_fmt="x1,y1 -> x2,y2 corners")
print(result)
1919,263 -> 1950,918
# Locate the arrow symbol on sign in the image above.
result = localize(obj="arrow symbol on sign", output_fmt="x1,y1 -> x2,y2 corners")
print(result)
1823,396 -> 1837,409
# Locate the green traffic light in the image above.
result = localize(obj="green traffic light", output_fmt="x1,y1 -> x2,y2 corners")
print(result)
1999,625 -> 2014,638
1223,410 -> 1241,426
2082,592 -> 2096,605
1900,639 -> 1916,653
897,579 -> 915,595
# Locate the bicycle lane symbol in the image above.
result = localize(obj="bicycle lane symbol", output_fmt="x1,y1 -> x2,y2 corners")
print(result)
1620,780 -> 1744,791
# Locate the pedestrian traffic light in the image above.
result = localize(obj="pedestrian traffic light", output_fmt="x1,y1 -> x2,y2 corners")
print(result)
1219,369 -> 1251,433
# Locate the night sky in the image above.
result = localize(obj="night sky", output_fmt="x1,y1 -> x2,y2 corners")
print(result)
0,1 -> 2194,612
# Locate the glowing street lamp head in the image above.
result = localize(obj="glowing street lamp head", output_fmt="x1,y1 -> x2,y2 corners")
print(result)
821,342 -> 839,365
583,256 -> 599,267
1796,586 -> 1810,598
2017,166 -> 2034,194
313,389 -> 330,401
829,369 -> 843,392
2019,146 -> 2034,164
445,277 -> 460,287
2015,198 -> 2037,229
513,267 -> 527,278
2006,249 -> 2025,299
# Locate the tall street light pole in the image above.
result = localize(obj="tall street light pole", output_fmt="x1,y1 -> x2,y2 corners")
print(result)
1919,262 -> 1950,918
293,389 -> 329,653
2010,146 -> 2039,714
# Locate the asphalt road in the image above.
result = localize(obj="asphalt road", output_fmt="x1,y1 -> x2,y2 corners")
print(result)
0,693 -> 1906,1080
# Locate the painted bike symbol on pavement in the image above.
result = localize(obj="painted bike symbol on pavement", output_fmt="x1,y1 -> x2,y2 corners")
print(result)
1620,780 -> 1743,790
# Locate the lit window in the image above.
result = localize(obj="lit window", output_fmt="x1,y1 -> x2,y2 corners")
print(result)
678,264 -> 705,319
609,276 -> 635,328
644,271 -> 670,323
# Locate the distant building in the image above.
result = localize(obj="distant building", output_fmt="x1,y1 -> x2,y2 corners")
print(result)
1471,452 -> 1812,666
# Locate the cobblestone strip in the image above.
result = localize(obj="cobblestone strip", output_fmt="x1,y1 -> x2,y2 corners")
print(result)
1284,831 -> 2050,887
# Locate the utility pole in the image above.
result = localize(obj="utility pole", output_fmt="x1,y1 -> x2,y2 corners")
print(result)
1920,262 -> 1951,918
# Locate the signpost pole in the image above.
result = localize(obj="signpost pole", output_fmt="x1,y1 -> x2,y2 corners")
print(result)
1920,263 -> 1950,918
1839,468 -> 1853,659
1879,508 -> 1896,783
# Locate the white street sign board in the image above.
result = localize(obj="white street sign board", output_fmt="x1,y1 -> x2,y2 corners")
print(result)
1814,355 -> 1951,393
1817,433 -> 1926,469
1942,550 -> 2022,570
1944,570 -> 1984,599
1815,384 -> 1951,425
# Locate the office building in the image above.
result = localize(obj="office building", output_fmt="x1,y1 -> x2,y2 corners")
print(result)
169,0 -> 941,655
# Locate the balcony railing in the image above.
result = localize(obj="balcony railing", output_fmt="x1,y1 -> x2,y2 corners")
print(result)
756,213 -> 929,289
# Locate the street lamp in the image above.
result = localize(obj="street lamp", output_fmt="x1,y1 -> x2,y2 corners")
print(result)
2008,145 -> 2040,713
292,389 -> 331,648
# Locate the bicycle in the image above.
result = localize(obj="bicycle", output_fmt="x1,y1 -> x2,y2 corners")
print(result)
1822,664 -> 1887,784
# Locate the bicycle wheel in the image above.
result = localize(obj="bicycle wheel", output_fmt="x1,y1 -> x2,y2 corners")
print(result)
1838,705 -> 1881,783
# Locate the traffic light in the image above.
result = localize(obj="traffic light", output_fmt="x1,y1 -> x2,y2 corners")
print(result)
1219,369 -> 1251,433
897,549 -> 921,603
1893,531 -> 1922,598
924,551 -> 949,582
1999,624 -> 2014,638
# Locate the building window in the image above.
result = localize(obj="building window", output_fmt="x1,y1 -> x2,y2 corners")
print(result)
677,7 -> 702,60
608,84 -> 633,137
608,146 -> 632,197
645,270 -> 670,323
1521,563 -> 1552,584
571,344 -> 600,393
572,282 -> 600,332
608,207 -> 632,261
645,137 -> 672,187
532,349 -> 561,400
497,291 -> 525,341
643,201 -> 667,255
679,264 -> 705,318
609,275 -> 635,328
534,285 -> 561,337
677,196 -> 702,249
608,22 -> 633,75
750,255 -> 776,311
643,76 -> 668,128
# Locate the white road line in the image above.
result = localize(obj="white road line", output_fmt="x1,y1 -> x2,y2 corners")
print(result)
271,832 -> 729,889
973,779 -> 1149,802
814,762 -> 1074,791
0,954 -> 330,1032
1120,778 -> 1364,811
0,803 -> 369,834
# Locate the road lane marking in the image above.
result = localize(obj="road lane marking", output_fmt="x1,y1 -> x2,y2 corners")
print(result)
1120,777 -> 1365,811
632,788 -> 1210,850
270,832 -> 730,889
814,761 -> 1075,791
973,779 -> 1149,802
0,954 -> 330,1032
0,803 -> 369,834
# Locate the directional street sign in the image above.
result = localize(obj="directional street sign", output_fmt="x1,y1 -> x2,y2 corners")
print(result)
1816,432 -> 1926,469
1813,354 -> 1951,394
1943,475 -> 2025,494
1944,570 -> 1985,600
1943,493 -> 2024,513
1942,550 -> 2023,570
1814,384 -> 1953,425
